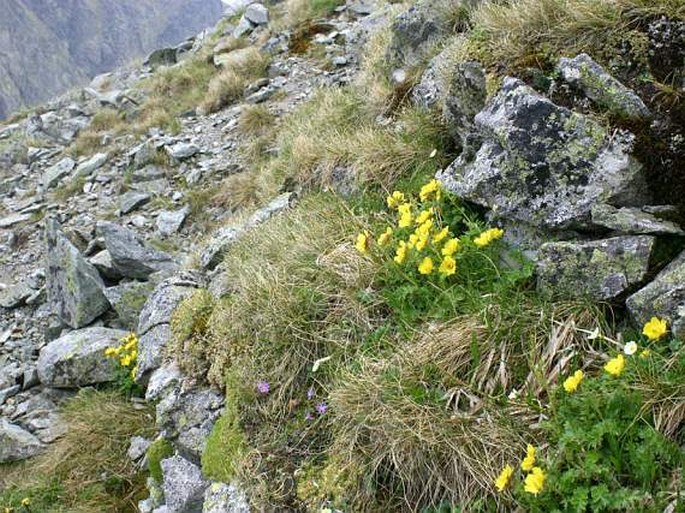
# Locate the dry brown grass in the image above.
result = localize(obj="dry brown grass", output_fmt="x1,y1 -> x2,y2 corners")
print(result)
199,48 -> 270,115
238,104 -> 275,137
0,389 -> 155,512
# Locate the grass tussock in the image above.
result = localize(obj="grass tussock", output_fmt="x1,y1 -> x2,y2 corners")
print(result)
456,0 -> 684,75
264,87 -> 449,192
275,0 -> 346,30
0,389 -> 155,512
199,48 -> 270,115
238,104 -> 276,137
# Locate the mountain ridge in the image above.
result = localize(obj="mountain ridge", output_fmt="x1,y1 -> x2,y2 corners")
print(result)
0,0 -> 224,119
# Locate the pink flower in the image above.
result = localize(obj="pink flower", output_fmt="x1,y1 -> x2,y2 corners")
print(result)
256,380 -> 270,394
307,387 -> 315,400
315,402 -> 328,415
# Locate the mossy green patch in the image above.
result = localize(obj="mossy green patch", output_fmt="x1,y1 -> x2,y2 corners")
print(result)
147,439 -> 174,483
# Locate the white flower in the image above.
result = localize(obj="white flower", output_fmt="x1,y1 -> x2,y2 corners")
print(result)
587,327 -> 601,340
623,341 -> 638,356
508,388 -> 520,400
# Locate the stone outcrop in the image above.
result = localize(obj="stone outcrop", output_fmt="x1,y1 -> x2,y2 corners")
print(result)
45,219 -> 111,329
37,327 -> 127,387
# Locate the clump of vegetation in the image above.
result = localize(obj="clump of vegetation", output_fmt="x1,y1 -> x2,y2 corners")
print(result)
238,104 -> 275,137
146,439 -> 174,483
104,332 -> 142,396
0,390 -> 154,512
199,48 -> 270,114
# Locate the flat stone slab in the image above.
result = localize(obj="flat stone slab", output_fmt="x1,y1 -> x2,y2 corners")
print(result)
536,235 -> 655,300
37,327 -> 128,388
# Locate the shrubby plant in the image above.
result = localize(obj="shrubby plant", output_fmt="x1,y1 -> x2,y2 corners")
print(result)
104,332 -> 142,396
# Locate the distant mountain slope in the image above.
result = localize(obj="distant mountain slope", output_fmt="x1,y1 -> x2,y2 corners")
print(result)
0,0 -> 224,119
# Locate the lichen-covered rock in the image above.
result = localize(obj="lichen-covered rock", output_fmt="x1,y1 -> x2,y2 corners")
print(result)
591,204 -> 684,235
104,281 -> 156,330
46,218 -> 111,328
536,236 -> 654,301
37,327 -> 127,387
626,250 -> 685,337
0,418 -> 44,462
412,46 -> 450,110
42,157 -> 75,189
439,78 -> 649,233
558,53 -> 651,120
203,482 -> 250,513
135,272 -> 203,382
442,60 -> 486,153
156,386 -> 223,460
160,455 -> 209,513
385,0 -> 452,71
97,221 -> 178,279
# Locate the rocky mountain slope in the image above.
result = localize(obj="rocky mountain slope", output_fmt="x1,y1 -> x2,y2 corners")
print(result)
0,0 -> 224,120
0,0 -> 684,511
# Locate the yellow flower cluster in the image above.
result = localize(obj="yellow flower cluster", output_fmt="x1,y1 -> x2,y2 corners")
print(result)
495,444 -> 546,495
355,179 -> 505,280
474,227 -> 504,248
563,369 -> 584,393
105,332 -> 139,378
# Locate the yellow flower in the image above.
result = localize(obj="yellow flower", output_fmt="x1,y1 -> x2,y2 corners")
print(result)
21,498 -> 30,507
121,354 -> 132,367
563,370 -> 584,393
394,242 -> 408,265
416,219 -> 433,236
474,227 -> 504,248
377,227 -> 393,246
131,366 -> 138,379
439,256 -> 457,277
415,233 -> 430,252
387,191 -> 406,209
355,232 -> 370,254
408,233 -> 419,248
642,316 -> 668,341
418,257 -> 434,275
419,179 -> 442,202
433,226 -> 449,243
494,464 -> 514,492
521,444 -> 536,471
399,212 -> 412,228
604,354 -> 625,377
442,238 -> 460,256
640,349 -> 651,358
105,347 -> 117,357
415,208 -> 434,226
524,467 -> 546,495
623,341 -> 638,356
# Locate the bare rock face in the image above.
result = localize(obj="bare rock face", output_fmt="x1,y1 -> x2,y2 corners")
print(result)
0,418 -> 44,462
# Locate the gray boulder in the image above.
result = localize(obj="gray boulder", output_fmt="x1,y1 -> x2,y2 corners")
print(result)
627,250 -> 685,337
37,327 -> 127,387
136,271 -> 204,381
591,204 -> 684,235
536,236 -> 654,301
46,219 -> 111,328
0,419 -> 44,462
89,249 -> 123,282
146,48 -> 178,70
156,386 -> 223,459
75,152 -> 109,178
160,455 -> 209,513
386,0 -> 452,71
120,191 -> 152,215
166,143 -> 199,160
104,281 -> 156,330
245,3 -> 269,25
42,157 -> 75,189
97,221 -> 177,279
443,60 -> 487,153
439,78 -> 649,233
203,483 -> 250,513
558,53 -> 651,120
157,208 -> 189,236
